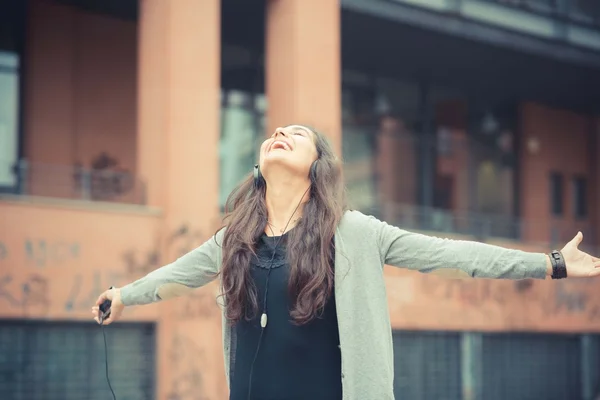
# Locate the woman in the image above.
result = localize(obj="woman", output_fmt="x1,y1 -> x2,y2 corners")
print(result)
92,124 -> 600,400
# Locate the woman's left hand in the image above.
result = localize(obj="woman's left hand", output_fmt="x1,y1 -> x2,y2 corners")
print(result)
561,232 -> 600,278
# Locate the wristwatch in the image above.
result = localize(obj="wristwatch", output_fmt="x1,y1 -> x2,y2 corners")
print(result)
549,250 -> 567,279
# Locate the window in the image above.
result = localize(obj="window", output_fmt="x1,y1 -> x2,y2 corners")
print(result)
219,90 -> 265,210
481,333 -> 582,400
0,321 -> 156,400
0,0 -> 24,192
573,176 -> 587,219
550,172 -> 564,216
0,52 -> 18,189
393,331 -> 462,400
341,82 -> 379,214
468,104 -> 519,239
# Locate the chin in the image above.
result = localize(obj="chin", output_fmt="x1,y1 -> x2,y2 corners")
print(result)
263,151 -> 292,164
262,155 -> 300,175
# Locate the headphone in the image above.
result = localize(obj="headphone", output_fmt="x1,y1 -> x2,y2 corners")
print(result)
253,161 -> 318,188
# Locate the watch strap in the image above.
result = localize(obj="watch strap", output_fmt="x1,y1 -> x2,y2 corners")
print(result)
549,250 -> 567,279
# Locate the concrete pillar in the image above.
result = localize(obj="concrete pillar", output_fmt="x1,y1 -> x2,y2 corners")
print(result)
461,333 -> 483,400
137,0 -> 224,399
265,0 -> 342,153
581,334 -> 599,400
137,0 -> 168,208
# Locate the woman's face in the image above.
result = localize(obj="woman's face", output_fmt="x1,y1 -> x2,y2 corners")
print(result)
259,125 -> 318,180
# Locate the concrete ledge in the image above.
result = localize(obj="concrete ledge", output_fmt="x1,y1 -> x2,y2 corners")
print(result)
0,194 -> 163,217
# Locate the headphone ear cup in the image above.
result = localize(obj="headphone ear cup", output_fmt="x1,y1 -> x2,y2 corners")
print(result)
254,164 -> 264,188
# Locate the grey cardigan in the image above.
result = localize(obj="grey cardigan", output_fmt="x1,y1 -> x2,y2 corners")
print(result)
120,210 -> 548,400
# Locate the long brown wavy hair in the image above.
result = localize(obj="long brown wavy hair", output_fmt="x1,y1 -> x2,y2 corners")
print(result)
218,127 -> 346,325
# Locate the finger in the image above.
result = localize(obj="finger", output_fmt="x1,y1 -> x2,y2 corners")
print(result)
95,291 -> 109,306
568,231 -> 584,248
589,268 -> 600,277
102,316 -> 114,325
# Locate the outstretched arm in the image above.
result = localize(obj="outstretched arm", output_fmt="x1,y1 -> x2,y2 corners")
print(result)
367,215 -> 549,280
119,229 -> 224,306
368,214 -> 600,279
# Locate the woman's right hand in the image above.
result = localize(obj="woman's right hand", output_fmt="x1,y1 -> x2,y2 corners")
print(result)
91,287 -> 125,325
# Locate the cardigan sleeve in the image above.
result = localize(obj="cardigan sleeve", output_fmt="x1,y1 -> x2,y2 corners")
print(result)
119,228 -> 224,306
365,214 -> 548,280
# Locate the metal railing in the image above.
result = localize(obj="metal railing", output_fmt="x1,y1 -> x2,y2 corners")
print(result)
377,202 -> 525,240
376,202 -> 597,252
1,159 -> 147,205
475,0 -> 600,27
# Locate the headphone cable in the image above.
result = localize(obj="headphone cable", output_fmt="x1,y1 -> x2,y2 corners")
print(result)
246,186 -> 309,400
101,324 -> 117,400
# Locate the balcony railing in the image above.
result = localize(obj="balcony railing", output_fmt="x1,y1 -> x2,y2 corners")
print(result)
342,124 -> 597,249
375,202 -> 597,251
1,159 -> 147,205
2,159 -> 597,253
475,0 -> 600,27
378,202 -> 524,240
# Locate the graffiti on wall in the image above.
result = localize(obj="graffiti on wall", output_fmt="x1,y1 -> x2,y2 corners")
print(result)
174,290 -> 218,320
64,270 -> 128,313
167,333 -> 209,400
420,276 -> 600,322
0,220 -> 221,320
0,238 -> 130,316
421,277 -> 509,307
116,223 -> 219,320
24,239 -> 80,268
122,247 -> 160,276
72,152 -> 134,200
0,238 -> 80,315
0,274 -> 50,316
168,224 -> 205,259
552,281 -> 600,321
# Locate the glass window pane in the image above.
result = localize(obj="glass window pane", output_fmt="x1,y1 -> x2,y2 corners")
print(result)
0,51 -> 19,187
219,90 -> 264,209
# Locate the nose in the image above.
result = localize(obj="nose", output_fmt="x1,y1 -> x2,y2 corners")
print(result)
273,128 -> 288,138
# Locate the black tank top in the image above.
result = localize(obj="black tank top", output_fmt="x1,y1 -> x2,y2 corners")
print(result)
229,232 -> 342,400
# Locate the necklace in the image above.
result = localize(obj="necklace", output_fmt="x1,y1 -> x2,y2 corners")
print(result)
267,216 -> 302,234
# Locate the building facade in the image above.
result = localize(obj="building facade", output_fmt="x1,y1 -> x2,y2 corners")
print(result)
1,0 -> 599,399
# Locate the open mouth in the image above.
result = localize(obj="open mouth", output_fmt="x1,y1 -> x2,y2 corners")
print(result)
270,140 -> 292,151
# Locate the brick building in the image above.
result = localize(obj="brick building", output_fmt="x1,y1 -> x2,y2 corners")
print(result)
0,0 -> 599,399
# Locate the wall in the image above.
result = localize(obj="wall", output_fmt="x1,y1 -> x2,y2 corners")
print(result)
386,268 -> 600,332
519,102 -> 594,245
24,0 -> 137,198
0,199 -> 161,320
0,197 -> 228,399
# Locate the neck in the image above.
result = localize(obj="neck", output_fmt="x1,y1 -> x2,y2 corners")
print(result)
264,175 -> 310,235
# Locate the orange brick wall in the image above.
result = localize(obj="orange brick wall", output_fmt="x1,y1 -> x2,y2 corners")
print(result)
519,102 -> 595,245
24,0 -> 137,198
